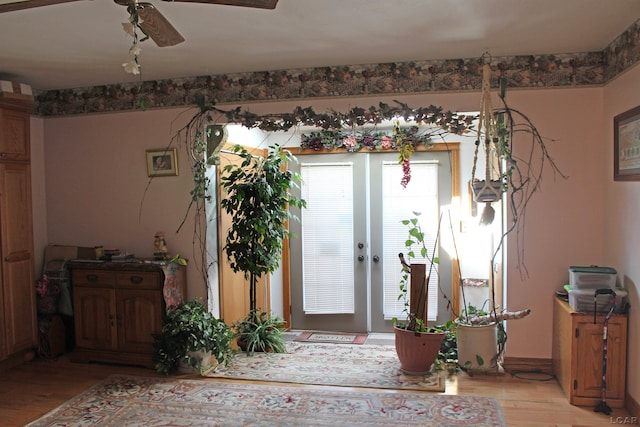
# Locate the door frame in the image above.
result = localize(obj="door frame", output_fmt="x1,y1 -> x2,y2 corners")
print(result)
283,143 -> 461,328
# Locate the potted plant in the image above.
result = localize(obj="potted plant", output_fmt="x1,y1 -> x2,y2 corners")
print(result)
233,309 -> 287,355
219,144 -> 305,354
458,67 -> 536,369
455,304 -> 501,371
392,213 -> 446,375
152,299 -> 234,374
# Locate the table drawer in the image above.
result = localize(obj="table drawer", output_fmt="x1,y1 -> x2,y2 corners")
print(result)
71,270 -> 115,287
115,271 -> 161,289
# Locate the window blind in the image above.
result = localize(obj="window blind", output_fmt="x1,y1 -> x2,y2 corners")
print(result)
382,161 -> 439,321
300,163 -> 355,314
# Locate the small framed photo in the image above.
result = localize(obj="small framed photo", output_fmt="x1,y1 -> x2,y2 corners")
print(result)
146,148 -> 178,177
614,105 -> 640,181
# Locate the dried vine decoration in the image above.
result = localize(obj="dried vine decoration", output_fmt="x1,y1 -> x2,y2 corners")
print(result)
209,100 -> 474,187
210,100 -> 475,134
492,97 -> 569,282
142,105 -> 217,290
161,93 -> 564,290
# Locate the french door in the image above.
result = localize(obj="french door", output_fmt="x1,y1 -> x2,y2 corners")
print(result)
289,149 -> 456,333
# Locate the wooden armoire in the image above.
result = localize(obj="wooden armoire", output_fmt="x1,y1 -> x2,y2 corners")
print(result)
0,85 -> 38,370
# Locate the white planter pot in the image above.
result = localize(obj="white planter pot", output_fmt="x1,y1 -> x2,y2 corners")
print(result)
456,323 -> 499,371
178,350 -> 215,374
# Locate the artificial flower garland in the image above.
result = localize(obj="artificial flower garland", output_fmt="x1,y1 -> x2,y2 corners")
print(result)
300,122 -> 432,187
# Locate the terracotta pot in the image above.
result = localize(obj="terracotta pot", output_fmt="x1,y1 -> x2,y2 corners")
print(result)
393,326 -> 445,375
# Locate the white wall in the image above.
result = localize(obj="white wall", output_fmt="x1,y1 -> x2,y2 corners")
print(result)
603,64 -> 640,409
36,89 -> 612,362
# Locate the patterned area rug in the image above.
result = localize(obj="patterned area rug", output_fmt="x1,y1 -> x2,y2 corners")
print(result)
26,374 -> 507,427
205,342 -> 446,391
294,331 -> 368,344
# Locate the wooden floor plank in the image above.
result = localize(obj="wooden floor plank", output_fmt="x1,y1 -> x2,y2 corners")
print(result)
0,355 -> 634,427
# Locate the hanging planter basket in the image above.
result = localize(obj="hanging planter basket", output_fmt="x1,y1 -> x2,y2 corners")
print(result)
470,54 -> 505,221
471,179 -> 503,203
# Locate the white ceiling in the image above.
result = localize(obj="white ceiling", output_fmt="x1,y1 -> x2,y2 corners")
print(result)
1,0 -> 640,91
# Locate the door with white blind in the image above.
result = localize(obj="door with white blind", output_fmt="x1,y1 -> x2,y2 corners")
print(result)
289,151 -> 453,333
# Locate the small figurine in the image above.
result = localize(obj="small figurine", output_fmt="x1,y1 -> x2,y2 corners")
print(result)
154,231 -> 168,260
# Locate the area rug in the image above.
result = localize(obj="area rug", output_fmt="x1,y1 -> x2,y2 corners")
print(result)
26,374 -> 507,427
294,331 -> 368,344
205,341 -> 446,392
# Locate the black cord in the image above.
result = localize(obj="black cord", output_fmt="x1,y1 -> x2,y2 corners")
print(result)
506,369 -> 556,382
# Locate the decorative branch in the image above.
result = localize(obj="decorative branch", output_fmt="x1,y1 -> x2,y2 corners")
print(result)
465,308 -> 531,325
492,98 -> 569,280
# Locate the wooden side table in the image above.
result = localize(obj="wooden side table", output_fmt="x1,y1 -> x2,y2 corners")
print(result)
552,296 -> 627,408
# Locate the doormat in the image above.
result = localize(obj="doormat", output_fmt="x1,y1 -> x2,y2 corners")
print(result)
26,374 -> 507,427
294,331 -> 368,344
205,341 -> 446,392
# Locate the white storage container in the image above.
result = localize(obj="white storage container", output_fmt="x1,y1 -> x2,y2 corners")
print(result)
569,266 -> 617,290
567,287 -> 627,313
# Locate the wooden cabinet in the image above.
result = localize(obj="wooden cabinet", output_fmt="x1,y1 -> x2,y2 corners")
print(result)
552,297 -> 627,408
70,262 -> 186,368
0,107 -> 30,161
0,98 -> 37,369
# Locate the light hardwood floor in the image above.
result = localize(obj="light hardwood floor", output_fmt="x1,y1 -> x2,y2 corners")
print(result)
0,354 -> 636,427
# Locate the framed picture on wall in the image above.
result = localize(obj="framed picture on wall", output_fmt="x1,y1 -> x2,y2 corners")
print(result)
146,148 -> 178,177
614,105 -> 640,181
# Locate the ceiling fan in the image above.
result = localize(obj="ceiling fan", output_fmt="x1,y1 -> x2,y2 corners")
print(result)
0,0 -> 278,47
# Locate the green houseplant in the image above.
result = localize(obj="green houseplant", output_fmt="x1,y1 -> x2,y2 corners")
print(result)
392,213 -> 448,374
394,214 -> 507,373
220,144 -> 306,353
153,299 -> 234,374
233,309 -> 287,355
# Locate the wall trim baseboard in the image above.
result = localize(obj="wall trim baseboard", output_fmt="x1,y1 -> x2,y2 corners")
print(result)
626,391 -> 639,419
503,357 -> 554,375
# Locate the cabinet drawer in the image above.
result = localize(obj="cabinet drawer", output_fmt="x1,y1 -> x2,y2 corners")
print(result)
115,271 -> 161,289
72,270 -> 115,287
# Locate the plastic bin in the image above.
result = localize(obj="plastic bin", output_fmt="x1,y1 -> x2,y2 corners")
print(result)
569,266 -> 617,290
567,287 -> 627,313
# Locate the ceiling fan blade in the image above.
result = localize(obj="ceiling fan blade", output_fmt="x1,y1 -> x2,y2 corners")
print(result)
161,0 -> 278,10
137,4 -> 185,47
0,0 -> 82,13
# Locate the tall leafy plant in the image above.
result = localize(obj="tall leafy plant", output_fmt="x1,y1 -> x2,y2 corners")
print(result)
219,144 -> 306,316
394,213 -> 442,332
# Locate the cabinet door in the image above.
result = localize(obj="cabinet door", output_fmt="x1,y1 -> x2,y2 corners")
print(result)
73,287 -> 117,351
0,108 -> 30,161
575,320 -> 626,400
0,162 -> 37,355
116,289 -> 163,353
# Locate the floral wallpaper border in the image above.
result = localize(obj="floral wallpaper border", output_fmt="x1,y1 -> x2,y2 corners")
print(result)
35,19 -> 640,117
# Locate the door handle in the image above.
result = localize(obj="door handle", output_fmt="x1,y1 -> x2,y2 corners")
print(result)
373,255 -> 380,263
